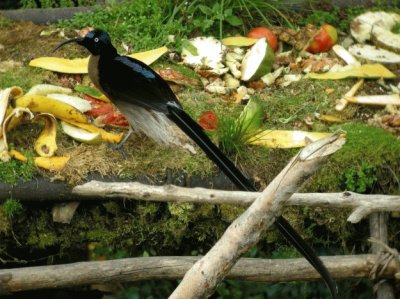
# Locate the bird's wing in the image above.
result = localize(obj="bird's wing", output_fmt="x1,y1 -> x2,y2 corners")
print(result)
98,55 -> 180,113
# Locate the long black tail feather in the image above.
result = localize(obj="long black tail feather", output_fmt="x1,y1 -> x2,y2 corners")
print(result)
167,104 -> 338,298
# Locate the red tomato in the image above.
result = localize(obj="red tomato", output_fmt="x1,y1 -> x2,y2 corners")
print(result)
247,27 -> 278,51
198,111 -> 219,131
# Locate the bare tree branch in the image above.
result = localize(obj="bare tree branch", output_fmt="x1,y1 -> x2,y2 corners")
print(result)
0,255 -> 396,293
169,134 -> 345,298
73,182 -> 400,223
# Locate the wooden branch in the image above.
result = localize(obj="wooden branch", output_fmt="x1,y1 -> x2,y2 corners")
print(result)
72,183 -> 400,223
0,255 -> 397,293
369,213 -> 395,299
169,133 -> 345,298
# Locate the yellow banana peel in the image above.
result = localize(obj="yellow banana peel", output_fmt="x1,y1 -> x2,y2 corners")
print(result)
1,107 -> 34,162
61,119 -> 123,144
9,149 -> 70,171
33,113 -> 58,157
29,46 -> 169,74
307,64 -> 396,80
222,36 -> 257,47
250,130 -> 331,148
0,86 -> 24,129
15,95 -> 88,123
34,156 -> 70,171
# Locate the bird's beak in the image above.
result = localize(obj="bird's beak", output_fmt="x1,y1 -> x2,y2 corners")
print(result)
52,37 -> 84,52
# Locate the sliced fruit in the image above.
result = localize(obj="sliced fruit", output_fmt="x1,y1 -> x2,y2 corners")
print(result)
29,57 -> 89,74
240,38 -> 275,81
33,113 -> 58,157
26,84 -> 72,96
61,119 -> 123,144
222,36 -> 257,47
61,121 -> 101,144
15,95 -> 88,123
198,111 -> 219,131
181,37 -> 225,70
332,45 -> 360,66
249,130 -> 330,148
307,63 -> 396,80
306,24 -> 337,54
47,93 -> 92,113
130,46 -> 169,65
29,46 -> 168,73
247,27 -> 278,51
371,26 -> 400,54
350,11 -> 400,43
346,94 -> 400,106
335,79 -> 364,111
237,97 -> 263,134
348,44 -> 400,64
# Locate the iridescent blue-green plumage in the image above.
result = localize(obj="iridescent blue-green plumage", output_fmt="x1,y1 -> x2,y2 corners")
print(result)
54,29 -> 337,299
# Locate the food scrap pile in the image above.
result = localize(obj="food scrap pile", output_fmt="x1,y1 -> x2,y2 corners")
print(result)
1,11 -> 399,174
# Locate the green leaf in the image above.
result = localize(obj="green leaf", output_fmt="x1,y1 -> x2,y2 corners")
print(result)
74,85 -> 103,98
224,8 -> 233,17
197,4 -> 213,15
225,15 -> 243,26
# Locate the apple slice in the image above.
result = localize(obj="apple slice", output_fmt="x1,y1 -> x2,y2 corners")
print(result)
61,121 -> 101,144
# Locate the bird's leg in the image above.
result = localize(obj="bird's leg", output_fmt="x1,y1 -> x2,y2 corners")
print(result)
116,125 -> 134,149
108,126 -> 133,158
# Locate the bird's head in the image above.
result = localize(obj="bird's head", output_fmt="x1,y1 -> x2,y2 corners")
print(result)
54,29 -> 115,56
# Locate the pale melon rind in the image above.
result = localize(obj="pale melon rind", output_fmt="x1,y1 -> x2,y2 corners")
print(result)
348,44 -> 400,64
240,38 -> 275,82
350,11 -> 400,43
371,26 -> 400,54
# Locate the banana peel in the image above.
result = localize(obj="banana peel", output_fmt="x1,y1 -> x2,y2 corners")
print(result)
249,129 -> 331,148
61,119 -> 123,144
33,113 -> 58,157
15,95 -> 88,123
306,63 -> 396,80
1,108 -> 34,161
9,149 -> 70,171
29,46 -> 169,74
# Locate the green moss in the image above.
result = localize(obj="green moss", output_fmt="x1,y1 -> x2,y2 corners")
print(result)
0,150 -> 36,185
1,198 -> 23,218
307,123 -> 400,193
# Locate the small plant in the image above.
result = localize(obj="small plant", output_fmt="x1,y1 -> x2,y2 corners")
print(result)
343,162 -> 377,193
214,112 -> 261,155
1,198 -> 23,218
189,1 -> 243,39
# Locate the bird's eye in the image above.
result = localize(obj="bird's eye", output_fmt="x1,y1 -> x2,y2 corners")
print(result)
94,37 -> 99,43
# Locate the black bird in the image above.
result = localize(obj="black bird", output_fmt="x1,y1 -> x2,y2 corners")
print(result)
55,29 -> 338,298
